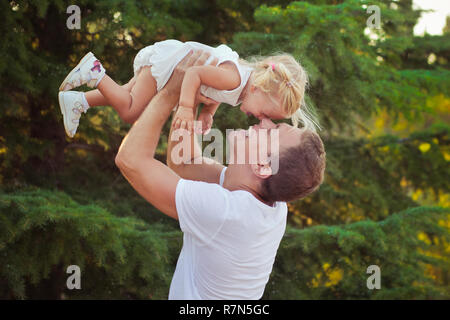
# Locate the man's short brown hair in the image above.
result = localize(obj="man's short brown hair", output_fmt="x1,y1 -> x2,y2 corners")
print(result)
260,129 -> 326,203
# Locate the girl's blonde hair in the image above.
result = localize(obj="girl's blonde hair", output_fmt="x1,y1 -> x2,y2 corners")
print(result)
242,53 -> 321,131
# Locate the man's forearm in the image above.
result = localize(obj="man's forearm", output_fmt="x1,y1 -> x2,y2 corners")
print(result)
167,106 -> 224,184
167,106 -> 203,170
117,89 -> 178,164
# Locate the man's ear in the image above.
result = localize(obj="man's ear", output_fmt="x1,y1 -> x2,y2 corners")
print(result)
250,163 -> 272,179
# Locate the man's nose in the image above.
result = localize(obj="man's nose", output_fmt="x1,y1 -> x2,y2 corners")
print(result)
259,118 -> 276,129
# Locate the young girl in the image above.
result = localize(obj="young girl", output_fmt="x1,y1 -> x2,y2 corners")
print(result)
58,39 -> 318,138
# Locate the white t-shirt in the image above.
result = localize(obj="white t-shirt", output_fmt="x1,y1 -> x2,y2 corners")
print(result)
169,168 -> 287,300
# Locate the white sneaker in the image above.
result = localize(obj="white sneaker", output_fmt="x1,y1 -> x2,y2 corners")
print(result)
59,52 -> 105,91
58,91 -> 88,137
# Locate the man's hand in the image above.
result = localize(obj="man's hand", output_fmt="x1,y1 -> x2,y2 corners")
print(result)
196,100 -> 221,134
197,110 -> 213,135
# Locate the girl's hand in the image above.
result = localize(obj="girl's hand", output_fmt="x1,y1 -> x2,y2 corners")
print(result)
172,105 -> 195,133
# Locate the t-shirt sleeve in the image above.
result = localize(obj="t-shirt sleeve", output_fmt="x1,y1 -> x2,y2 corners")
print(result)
175,179 -> 230,245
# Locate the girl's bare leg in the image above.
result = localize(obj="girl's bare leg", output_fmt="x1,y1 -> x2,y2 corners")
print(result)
84,77 -> 136,107
84,89 -> 109,107
92,66 -> 157,123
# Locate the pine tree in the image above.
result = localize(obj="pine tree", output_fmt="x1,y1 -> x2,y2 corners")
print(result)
0,188 -> 182,299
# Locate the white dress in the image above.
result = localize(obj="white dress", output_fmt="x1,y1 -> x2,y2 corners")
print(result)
133,39 -> 253,106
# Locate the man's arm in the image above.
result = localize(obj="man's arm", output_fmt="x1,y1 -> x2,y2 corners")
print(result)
115,90 -> 180,219
167,103 -> 225,184
115,51 -> 214,220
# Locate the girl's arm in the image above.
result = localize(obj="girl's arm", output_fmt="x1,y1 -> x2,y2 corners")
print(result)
179,63 -> 241,110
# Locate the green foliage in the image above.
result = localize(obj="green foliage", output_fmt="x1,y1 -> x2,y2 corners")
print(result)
231,0 -> 450,130
309,123 -> 450,225
265,206 -> 450,299
0,188 -> 181,299
1,189 -> 448,299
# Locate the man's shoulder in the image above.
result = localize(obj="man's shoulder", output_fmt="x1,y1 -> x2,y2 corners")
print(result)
177,178 -> 231,201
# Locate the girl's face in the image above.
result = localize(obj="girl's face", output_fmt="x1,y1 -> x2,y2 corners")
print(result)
240,85 -> 288,121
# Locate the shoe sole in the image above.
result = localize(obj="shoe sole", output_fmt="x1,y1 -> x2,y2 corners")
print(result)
59,52 -> 94,91
58,92 -> 74,138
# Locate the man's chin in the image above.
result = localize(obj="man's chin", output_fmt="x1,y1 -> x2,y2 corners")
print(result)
227,129 -> 247,142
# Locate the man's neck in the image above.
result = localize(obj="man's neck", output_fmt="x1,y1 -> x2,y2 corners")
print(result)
222,166 -> 274,207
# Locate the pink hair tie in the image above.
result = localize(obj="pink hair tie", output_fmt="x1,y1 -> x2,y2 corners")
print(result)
271,63 -> 275,71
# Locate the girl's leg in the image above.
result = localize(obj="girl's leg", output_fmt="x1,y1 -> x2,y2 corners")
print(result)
85,77 -> 136,107
96,66 -> 157,123
84,89 -> 108,107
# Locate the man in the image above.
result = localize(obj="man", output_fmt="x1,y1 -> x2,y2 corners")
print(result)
115,51 -> 326,299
